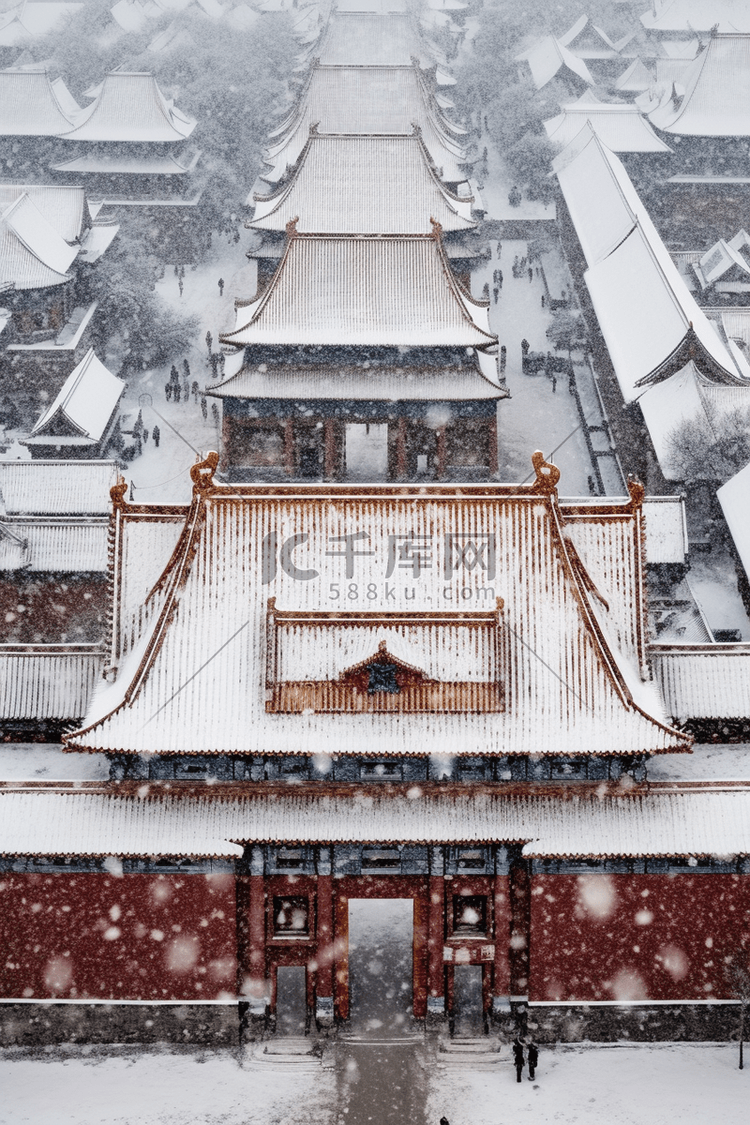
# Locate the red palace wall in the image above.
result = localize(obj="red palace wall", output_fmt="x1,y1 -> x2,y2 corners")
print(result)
529,874 -> 750,1003
0,873 -> 237,1001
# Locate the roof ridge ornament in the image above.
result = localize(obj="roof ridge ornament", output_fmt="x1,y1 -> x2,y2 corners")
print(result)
627,474 -> 645,510
286,216 -> 299,238
530,450 -> 561,495
190,451 -> 219,494
430,216 -> 443,239
309,121 -> 319,135
110,476 -> 128,509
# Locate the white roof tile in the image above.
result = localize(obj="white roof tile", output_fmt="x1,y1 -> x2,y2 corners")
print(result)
317,11 -> 432,65
251,133 -> 475,233
0,68 -> 79,136
648,35 -> 750,136
2,788 -> 749,858
220,234 -> 497,349
642,1 -> 750,33
652,643 -> 750,721
28,349 -> 125,444
263,66 -> 466,184
0,192 -> 77,290
545,103 -> 671,153
0,518 -> 109,571
62,72 -> 196,142
0,460 -> 118,515
0,646 -> 103,719
65,474 -> 687,758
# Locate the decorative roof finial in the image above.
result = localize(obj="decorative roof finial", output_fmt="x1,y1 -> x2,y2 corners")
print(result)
286,216 -> 299,238
190,451 -> 219,494
110,476 -> 128,510
430,216 -> 443,239
627,474 -> 645,510
530,450 -> 561,495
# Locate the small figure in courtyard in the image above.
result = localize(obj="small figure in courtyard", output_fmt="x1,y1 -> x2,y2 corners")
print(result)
153,425 -> 160,448
210,353 -> 219,377
183,380 -> 190,403
142,428 -> 149,445
179,265 -> 185,280
500,344 -> 506,371
513,1038 -> 525,1083
528,1040 -> 539,1080
509,185 -> 522,208
493,286 -> 499,303
521,338 -> 530,356
173,264 -> 179,277
201,395 -> 208,420
541,293 -> 545,308
218,277 -> 224,296
183,358 -> 190,380
206,330 -> 213,354
528,267 -> 533,283
496,241 -> 502,259
192,380 -> 199,402
164,383 -> 172,402
211,402 -> 220,425
178,279 -> 184,298
170,364 -> 179,385
174,382 -> 181,403
497,269 -> 503,289
482,281 -> 489,300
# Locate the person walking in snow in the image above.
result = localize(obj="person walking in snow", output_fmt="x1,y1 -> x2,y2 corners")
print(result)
165,382 -> 172,402
218,277 -> 224,296
205,330 -> 213,355
183,358 -> 191,380
497,269 -> 503,290
521,338 -> 530,356
527,1041 -> 539,1080
201,395 -> 208,420
500,344 -> 506,372
153,425 -> 160,448
513,1038 -> 525,1083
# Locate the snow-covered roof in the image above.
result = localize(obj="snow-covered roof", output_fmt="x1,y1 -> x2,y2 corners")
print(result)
520,35 -> 595,90
614,58 -> 654,92
694,231 -> 750,289
250,133 -> 475,233
0,68 -> 80,136
718,461 -> 750,590
0,192 -> 77,290
209,354 -> 505,401
0,2 -> 82,45
0,460 -> 118,515
220,231 -> 497,350
642,496 -> 688,565
554,125 -> 743,401
4,787 -> 750,857
316,11 -> 432,65
61,72 -> 196,142
544,98 -> 671,153
111,0 -> 149,33
263,65 -> 466,184
63,462 -> 687,758
50,151 -> 194,174
641,0 -> 750,34
27,349 -> 125,445
0,184 -> 89,243
651,643 -> 750,722
637,362 -> 750,480
646,35 -> 750,136
0,518 -> 109,571
0,646 -> 104,720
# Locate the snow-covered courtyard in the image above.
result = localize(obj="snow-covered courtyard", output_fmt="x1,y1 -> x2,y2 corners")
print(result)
0,1041 -> 747,1125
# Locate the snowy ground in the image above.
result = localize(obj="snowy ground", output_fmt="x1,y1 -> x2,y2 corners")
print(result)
109,227 -> 259,506
0,1044 -> 334,1125
428,1043 -> 748,1125
1,1042 -> 748,1125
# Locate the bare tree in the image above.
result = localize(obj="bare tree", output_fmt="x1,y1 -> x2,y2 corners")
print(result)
726,959 -> 750,1070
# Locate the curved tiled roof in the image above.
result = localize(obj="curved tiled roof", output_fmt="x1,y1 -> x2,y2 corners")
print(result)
646,34 -> 750,136
62,72 -> 196,142
0,68 -> 80,137
0,193 -> 77,290
251,132 -> 475,233
221,231 -> 495,349
263,65 -> 466,184
63,468 -> 687,758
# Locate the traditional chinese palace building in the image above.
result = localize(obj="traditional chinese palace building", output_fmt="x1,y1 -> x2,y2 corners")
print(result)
2,4 -> 750,1051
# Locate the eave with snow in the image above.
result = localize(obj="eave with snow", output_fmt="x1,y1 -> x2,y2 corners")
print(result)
62,453 -> 688,760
